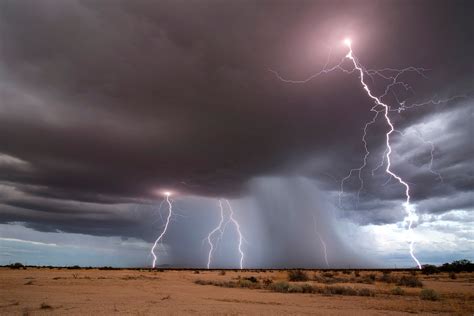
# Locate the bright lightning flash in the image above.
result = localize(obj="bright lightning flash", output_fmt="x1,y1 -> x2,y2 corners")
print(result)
150,191 -> 174,268
226,199 -> 245,269
205,200 -> 226,269
343,38 -> 422,269
205,199 -> 245,269
267,37 -> 464,269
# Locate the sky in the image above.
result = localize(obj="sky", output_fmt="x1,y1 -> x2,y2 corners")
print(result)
0,0 -> 473,268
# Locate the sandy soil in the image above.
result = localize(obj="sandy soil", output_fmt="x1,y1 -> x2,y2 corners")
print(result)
0,268 -> 473,315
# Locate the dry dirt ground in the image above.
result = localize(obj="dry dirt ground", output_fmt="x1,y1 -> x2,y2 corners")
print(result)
0,268 -> 473,315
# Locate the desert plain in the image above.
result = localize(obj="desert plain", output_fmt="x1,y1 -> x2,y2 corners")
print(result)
0,268 -> 473,315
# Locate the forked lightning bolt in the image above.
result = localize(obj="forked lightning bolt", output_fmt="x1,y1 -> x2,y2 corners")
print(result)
268,38 -> 465,269
226,199 -> 245,270
205,200 -> 226,269
150,191 -> 174,268
388,129 -> 444,183
205,199 -> 245,269
343,38 -> 421,269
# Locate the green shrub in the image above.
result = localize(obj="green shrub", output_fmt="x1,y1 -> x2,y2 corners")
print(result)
313,274 -> 339,284
269,281 -> 290,293
288,270 -> 309,282
195,279 -> 212,285
420,288 -> 439,301
324,285 -> 357,296
379,271 -> 396,283
235,279 -> 261,289
322,286 -> 374,297
367,273 -> 376,281
391,286 -> 404,295
322,271 -> 334,278
262,278 -> 273,286
288,284 -> 303,293
397,275 -> 423,287
358,288 -> 376,297
301,283 -> 316,293
221,281 -> 238,288
237,279 -> 253,288
360,275 -> 375,284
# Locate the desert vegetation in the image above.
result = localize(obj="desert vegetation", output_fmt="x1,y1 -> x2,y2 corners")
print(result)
421,259 -> 473,274
420,288 -> 440,301
1,260 -> 473,315
195,277 -> 377,297
191,259 -> 474,313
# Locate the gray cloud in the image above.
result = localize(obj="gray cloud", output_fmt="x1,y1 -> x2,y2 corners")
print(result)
0,0 -> 472,267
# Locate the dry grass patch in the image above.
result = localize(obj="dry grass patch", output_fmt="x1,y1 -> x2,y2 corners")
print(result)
391,286 -> 405,295
196,277 -> 377,297
420,288 -> 440,301
397,275 -> 423,288
287,270 -> 309,282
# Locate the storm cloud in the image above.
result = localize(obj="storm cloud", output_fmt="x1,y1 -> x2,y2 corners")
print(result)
0,0 -> 472,267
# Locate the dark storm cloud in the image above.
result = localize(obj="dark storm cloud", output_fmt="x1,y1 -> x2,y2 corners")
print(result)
0,195 -> 171,246
0,0 -> 473,240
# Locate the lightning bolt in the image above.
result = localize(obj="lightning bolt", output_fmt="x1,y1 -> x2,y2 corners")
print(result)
391,94 -> 467,113
225,199 -> 245,270
342,38 -> 421,269
205,199 -> 245,269
205,199 -> 226,269
312,214 -> 329,268
422,137 -> 443,182
150,191 -> 174,268
268,38 -> 466,269
339,105 -> 380,208
388,129 -> 444,183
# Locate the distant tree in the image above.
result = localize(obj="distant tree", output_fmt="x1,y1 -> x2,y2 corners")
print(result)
421,264 -> 440,275
67,265 -> 81,270
9,262 -> 24,269
452,259 -> 473,272
440,259 -> 473,273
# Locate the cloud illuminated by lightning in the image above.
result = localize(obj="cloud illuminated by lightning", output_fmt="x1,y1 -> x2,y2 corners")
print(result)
150,191 -> 173,268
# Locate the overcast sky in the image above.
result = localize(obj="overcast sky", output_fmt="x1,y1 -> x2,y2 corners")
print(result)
0,0 -> 472,268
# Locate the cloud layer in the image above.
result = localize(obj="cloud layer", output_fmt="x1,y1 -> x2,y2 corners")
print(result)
0,0 -> 472,267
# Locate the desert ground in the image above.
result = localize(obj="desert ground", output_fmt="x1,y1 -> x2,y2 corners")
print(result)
0,268 -> 473,315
